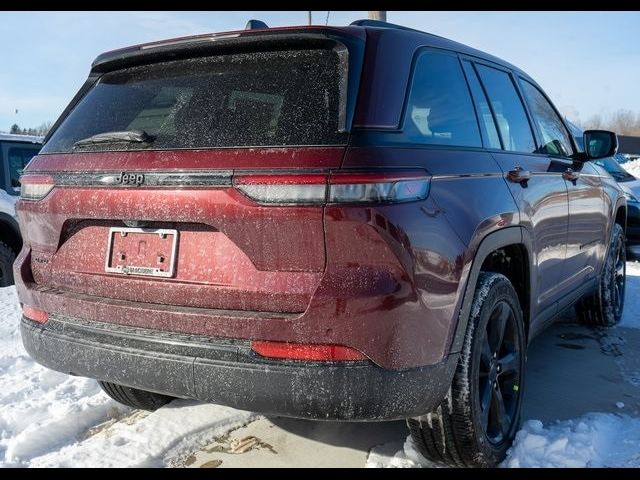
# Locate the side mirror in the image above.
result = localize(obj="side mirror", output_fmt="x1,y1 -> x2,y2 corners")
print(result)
583,130 -> 618,160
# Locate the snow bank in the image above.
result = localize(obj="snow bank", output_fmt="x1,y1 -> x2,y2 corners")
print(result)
622,261 -> 640,329
622,159 -> 640,179
366,436 -> 440,468
502,414 -> 640,467
31,401 -> 256,467
0,287 -> 126,466
0,287 -> 255,467
368,413 -> 640,468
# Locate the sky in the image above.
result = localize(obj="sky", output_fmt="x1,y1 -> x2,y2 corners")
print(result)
1,11 -> 639,132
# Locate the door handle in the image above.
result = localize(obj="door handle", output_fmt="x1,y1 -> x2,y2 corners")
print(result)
563,168 -> 580,183
507,166 -> 531,187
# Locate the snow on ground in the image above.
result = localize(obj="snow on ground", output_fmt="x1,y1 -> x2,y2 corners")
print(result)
0,287 -> 119,467
503,414 -> 640,467
0,286 -> 256,467
367,414 -> 640,468
31,401 -> 257,467
622,158 -> 640,179
2,256 -> 640,467
366,436 -> 439,468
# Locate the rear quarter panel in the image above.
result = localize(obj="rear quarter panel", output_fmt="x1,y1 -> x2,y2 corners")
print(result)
339,144 -> 518,363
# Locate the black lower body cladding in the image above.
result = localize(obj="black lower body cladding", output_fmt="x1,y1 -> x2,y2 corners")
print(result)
21,315 -> 458,421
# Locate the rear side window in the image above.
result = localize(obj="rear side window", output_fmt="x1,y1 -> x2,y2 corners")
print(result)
520,80 -> 575,157
403,51 -> 481,148
461,61 -> 501,149
475,64 -> 536,154
43,48 -> 348,153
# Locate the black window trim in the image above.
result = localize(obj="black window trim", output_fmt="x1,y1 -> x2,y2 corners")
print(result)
516,75 -> 580,160
352,46 -> 581,162
461,55 -> 541,157
459,58 -> 505,151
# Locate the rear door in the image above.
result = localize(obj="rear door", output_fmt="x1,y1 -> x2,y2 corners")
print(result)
463,60 -> 570,321
518,79 -> 606,299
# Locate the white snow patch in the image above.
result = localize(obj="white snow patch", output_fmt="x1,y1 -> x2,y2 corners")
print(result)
0,286 -> 256,467
31,401 -> 257,467
0,287 -> 128,466
366,436 -> 440,468
502,414 -> 640,467
622,159 -> 640,179
369,413 -> 640,468
621,261 -> 640,329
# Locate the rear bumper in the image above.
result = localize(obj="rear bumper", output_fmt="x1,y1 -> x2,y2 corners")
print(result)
21,315 -> 458,421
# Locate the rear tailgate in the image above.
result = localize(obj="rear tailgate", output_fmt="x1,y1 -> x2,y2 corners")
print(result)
18,32 -> 363,315
20,148 -> 342,313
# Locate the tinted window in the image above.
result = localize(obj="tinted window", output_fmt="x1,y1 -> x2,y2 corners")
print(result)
520,80 -> 575,157
43,49 -> 347,153
404,51 -> 481,148
7,146 -> 40,191
475,64 -> 536,154
461,61 -> 501,149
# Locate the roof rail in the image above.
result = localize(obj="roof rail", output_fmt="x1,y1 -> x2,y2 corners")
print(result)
349,19 -> 424,34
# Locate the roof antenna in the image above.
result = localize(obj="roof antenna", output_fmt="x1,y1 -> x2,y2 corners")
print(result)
245,19 -> 269,30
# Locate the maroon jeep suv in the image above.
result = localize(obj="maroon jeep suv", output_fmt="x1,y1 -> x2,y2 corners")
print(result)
15,19 -> 625,466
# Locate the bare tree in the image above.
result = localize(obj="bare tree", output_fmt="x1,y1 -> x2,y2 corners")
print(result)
582,114 -> 603,130
582,110 -> 640,136
6,121 -> 52,136
610,109 -> 636,135
35,121 -> 52,136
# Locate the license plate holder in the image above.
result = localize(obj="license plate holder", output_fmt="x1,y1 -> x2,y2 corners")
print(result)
105,227 -> 178,278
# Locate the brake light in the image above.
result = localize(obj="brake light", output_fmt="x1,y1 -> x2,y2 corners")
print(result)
23,305 -> 49,324
20,175 -> 54,200
233,171 -> 429,205
251,341 -> 367,361
234,174 -> 327,205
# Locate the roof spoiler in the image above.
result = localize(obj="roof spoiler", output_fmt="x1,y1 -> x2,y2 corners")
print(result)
349,19 -> 423,34
245,19 -> 269,30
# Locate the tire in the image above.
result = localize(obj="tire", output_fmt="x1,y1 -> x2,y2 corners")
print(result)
407,272 -> 526,467
0,241 -> 16,287
576,223 -> 625,327
98,381 -> 174,411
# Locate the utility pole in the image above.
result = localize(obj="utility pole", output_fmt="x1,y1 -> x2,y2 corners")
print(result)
308,11 -> 312,25
368,11 -> 386,22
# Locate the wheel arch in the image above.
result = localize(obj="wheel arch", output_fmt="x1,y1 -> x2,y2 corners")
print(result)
615,201 -> 626,233
449,226 -> 532,354
0,212 -> 22,254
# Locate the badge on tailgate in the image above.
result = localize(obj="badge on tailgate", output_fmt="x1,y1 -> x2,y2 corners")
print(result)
105,227 -> 178,278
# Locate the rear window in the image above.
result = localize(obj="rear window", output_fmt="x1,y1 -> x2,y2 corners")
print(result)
403,50 -> 482,148
42,48 -> 347,153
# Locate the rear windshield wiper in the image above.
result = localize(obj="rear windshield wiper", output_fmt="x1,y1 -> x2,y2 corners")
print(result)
73,130 -> 154,148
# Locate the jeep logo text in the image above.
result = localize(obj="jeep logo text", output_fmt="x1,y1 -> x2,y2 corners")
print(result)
117,173 -> 145,186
